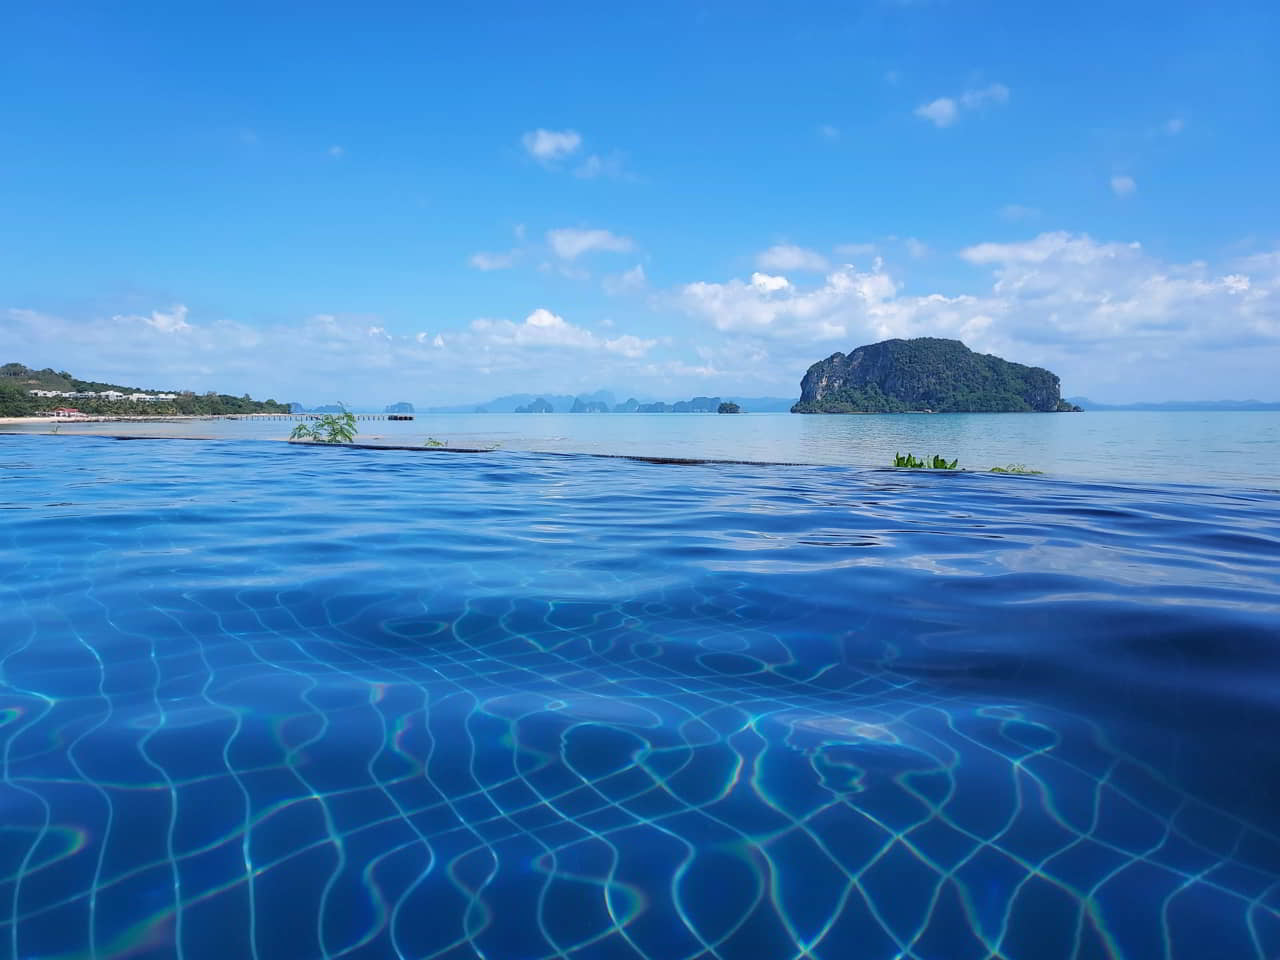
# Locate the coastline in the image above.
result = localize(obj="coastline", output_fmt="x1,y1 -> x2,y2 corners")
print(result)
0,413 -> 289,426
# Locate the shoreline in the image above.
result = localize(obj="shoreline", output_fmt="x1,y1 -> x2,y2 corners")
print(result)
0,413 -> 293,426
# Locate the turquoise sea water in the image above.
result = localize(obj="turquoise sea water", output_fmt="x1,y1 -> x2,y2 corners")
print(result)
1,434 -> 1278,959
9,411 -> 1279,487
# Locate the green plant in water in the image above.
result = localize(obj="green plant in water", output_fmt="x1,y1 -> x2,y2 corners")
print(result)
990,464 -> 1044,475
893,452 -> 958,469
423,437 -> 447,447
290,409 -> 357,444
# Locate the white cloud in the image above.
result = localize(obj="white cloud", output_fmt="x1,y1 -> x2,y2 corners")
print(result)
750,272 -> 792,294
681,266 -> 900,341
521,128 -> 582,163
125,306 -> 191,334
2,302 -> 663,405
960,83 -> 1010,109
469,250 -> 519,271
546,227 -> 634,260
675,233 -> 1280,397
916,83 -> 1009,127
954,232 -> 1278,351
603,264 -> 648,296
818,124 -> 840,141
960,231 -> 1137,266
604,334 -> 657,358
1000,204 -> 1041,221
914,97 -> 958,128
467,309 -> 657,357
1111,175 -> 1137,197
756,244 -> 830,273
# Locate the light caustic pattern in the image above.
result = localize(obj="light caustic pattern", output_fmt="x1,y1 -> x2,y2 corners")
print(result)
1,437 -> 1279,959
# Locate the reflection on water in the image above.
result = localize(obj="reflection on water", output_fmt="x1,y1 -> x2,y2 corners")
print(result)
1,436 -> 1278,959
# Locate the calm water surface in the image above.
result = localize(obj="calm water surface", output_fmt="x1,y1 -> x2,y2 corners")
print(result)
9,410 -> 1279,487
1,435 -> 1279,959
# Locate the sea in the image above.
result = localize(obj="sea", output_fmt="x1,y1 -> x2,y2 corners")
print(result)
1,416 -> 1278,959
7,409 -> 1280,487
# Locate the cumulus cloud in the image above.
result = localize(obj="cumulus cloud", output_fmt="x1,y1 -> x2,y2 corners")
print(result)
749,272 -> 792,294
546,227 -> 634,260
756,244 -> 830,273
954,231 -> 1277,349
676,232 -> 1280,396
915,83 -> 1009,127
469,309 -> 657,357
521,128 -> 582,163
2,303 -> 660,404
1111,175 -> 1137,197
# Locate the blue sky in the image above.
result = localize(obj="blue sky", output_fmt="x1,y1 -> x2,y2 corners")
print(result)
3,0 -> 1278,404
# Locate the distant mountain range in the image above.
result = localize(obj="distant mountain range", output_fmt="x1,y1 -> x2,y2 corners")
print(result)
422,391 -> 797,413
1067,398 -> 1280,411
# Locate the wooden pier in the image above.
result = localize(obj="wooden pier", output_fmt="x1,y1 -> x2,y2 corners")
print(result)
243,414 -> 415,421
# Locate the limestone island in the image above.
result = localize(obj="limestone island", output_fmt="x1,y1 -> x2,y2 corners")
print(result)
791,337 -> 1081,413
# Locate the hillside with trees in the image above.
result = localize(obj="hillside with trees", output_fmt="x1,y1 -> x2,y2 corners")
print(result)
0,363 -> 289,417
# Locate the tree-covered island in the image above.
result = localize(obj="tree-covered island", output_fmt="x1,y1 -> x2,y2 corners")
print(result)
791,338 -> 1081,413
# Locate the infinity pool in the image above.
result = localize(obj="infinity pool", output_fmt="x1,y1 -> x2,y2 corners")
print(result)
2,436 -> 1279,959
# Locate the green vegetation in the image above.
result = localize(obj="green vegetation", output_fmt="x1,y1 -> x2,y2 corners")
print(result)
990,464 -> 1044,475
893,453 -> 958,469
290,410 -> 357,444
890,454 -> 1046,474
1,362 -> 288,417
423,437 -> 446,447
717,401 -> 742,414
792,338 -> 1064,414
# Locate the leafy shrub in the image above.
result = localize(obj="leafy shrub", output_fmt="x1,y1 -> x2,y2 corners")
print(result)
290,410 -> 357,444
893,453 -> 958,469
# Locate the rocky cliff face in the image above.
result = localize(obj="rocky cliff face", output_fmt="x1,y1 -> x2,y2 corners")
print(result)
791,338 -> 1063,413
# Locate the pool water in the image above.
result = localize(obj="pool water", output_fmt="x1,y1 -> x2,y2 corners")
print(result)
2,436 -> 1279,959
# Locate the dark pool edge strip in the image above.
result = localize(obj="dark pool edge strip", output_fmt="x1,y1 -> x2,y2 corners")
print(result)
305,439 -> 815,468
2,431 -> 812,468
